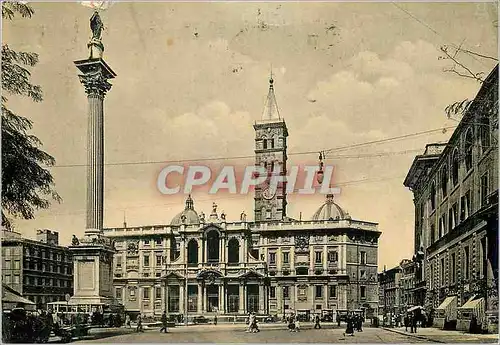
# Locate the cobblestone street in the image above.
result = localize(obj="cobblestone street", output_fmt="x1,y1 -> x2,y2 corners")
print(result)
78,324 -> 499,343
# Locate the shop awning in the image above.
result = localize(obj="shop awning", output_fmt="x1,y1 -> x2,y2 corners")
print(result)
437,296 -> 457,310
407,305 -> 424,312
2,284 -> 35,307
459,297 -> 485,310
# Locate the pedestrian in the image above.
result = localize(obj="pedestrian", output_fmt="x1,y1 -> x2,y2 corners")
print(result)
125,314 -> 131,328
409,312 -> 416,333
314,314 -> 321,329
404,314 -> 409,332
288,314 -> 295,332
160,311 -> 168,333
344,313 -> 354,337
294,318 -> 301,332
136,315 -> 144,333
357,315 -> 363,332
214,315 -> 218,326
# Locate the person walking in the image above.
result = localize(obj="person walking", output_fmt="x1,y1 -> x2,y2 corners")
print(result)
214,315 -> 218,326
288,314 -> 295,332
412,312 -> 418,334
160,311 -> 168,333
125,314 -> 131,329
314,314 -> 321,329
136,314 -> 144,333
344,313 -> 354,337
294,318 -> 301,332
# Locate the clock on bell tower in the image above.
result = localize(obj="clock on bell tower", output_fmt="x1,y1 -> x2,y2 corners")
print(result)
253,75 -> 288,222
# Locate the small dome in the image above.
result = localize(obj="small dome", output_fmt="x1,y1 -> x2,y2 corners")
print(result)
170,195 -> 200,226
312,194 -> 347,221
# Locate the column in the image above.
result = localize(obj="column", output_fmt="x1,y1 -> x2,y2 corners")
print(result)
258,284 -> 265,314
219,283 -> 225,313
198,240 -> 203,267
75,59 -> 115,235
179,284 -> 185,314
239,284 -> 245,314
203,286 -> 208,313
197,284 -> 203,313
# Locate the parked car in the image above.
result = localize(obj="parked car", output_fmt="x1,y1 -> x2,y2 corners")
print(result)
321,314 -> 333,322
192,316 -> 209,324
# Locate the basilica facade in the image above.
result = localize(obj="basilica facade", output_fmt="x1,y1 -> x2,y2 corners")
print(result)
103,77 -> 381,320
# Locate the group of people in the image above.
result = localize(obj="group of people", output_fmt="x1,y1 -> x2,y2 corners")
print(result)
344,313 -> 364,337
286,313 -> 301,332
404,312 -> 420,333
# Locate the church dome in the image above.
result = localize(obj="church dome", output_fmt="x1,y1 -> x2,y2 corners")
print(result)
312,194 -> 348,221
170,195 -> 200,226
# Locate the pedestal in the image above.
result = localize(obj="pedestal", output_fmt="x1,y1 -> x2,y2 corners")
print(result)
68,237 -> 120,308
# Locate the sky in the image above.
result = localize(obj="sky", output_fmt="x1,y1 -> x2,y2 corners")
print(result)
3,1 -> 498,270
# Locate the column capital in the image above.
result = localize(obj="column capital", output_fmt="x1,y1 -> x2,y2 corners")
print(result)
75,58 -> 116,97
78,69 -> 112,96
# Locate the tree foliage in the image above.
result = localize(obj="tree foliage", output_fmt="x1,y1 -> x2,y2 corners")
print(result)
2,1 -> 61,231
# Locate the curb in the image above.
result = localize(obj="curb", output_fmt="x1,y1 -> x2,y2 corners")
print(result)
381,327 -> 446,343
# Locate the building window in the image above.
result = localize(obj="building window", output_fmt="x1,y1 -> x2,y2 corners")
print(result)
441,165 -> 448,198
315,252 -> 322,264
328,251 -> 338,262
452,149 -> 459,186
269,252 -> 276,265
464,129 -> 473,171
156,255 -> 162,267
228,238 -> 240,264
282,252 -> 289,264
116,256 -> 122,267
116,287 -> 122,299
13,260 -> 20,270
187,239 -> 199,265
156,287 -> 162,300
168,286 -> 180,312
480,117 -> 490,155
270,286 -> 276,299
263,139 -> 267,149
464,246 -> 470,280
480,173 -> 489,207
360,286 -> 366,299
360,251 -> 367,265
296,267 -> 308,275
143,255 -> 150,267
452,202 -> 458,226
430,224 -> 435,244
329,285 -> 337,299
266,209 -> 271,219
451,253 -> 456,284
155,238 -> 162,245
360,270 -> 367,279
144,239 -> 150,246
315,285 -> 323,298
440,258 -> 445,286
283,286 -> 289,298
430,183 -> 436,210
448,209 -> 454,232
5,275 -> 11,284
143,287 -> 150,299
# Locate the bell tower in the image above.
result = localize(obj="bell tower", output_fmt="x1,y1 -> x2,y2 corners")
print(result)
253,74 -> 288,222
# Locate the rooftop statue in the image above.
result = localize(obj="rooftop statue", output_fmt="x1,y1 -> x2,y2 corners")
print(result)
90,11 -> 104,41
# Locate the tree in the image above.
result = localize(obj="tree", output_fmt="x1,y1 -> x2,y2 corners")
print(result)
439,44 -> 498,121
2,1 -> 61,231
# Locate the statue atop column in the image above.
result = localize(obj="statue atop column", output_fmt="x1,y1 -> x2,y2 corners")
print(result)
88,11 -> 105,59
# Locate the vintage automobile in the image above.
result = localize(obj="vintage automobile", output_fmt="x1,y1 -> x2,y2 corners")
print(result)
192,316 -> 210,324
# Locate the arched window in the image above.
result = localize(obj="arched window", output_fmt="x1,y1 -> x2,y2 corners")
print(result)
206,230 -> 220,263
480,117 -> 490,154
430,182 -> 436,210
464,128 -> 473,171
227,238 -> 240,264
187,239 -> 199,265
441,165 -> 448,198
452,149 -> 459,186
263,139 -> 268,149
170,236 -> 180,261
